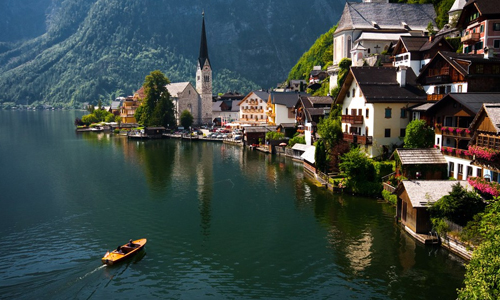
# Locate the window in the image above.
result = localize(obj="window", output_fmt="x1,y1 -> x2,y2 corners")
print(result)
385,128 -> 391,137
358,109 -> 362,116
476,64 -> 484,73
400,128 -> 406,137
449,162 -> 454,176
385,108 -> 392,118
366,108 -> 369,118
480,25 -> 484,33
437,137 -> 440,145
400,108 -> 407,118
458,164 -> 463,175
467,166 -> 473,178
475,41 -> 484,51
204,75 -> 210,82
477,168 -> 482,177
494,23 -> 500,31
345,108 -> 348,114
458,85 -> 463,93
495,40 -> 500,48
352,88 -> 356,97
347,91 -> 350,98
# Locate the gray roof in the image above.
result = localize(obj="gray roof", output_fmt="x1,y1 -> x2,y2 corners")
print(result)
271,92 -> 303,108
110,101 -> 121,110
309,96 -> 334,105
253,90 -> 270,100
292,143 -> 310,152
400,180 -> 472,208
336,2 -> 436,34
427,93 -> 500,115
166,82 -> 192,97
410,102 -> 436,112
244,126 -> 276,133
278,123 -> 296,129
337,67 -> 427,104
395,148 -> 447,165
212,101 -> 223,112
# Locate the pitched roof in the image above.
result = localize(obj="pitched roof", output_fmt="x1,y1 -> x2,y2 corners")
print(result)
336,67 -> 427,104
244,126 -> 276,133
470,103 -> 500,134
395,148 -> 447,165
336,2 -> 436,34
398,180 -> 472,208
212,101 -> 223,112
308,96 -> 334,106
417,51 -> 500,81
270,92 -> 303,108
166,82 -> 192,97
301,145 -> 316,164
238,90 -> 270,106
430,93 -> 500,115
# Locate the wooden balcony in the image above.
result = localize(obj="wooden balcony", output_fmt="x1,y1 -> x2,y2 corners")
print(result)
427,94 -> 445,101
461,32 -> 480,44
425,75 -> 451,85
341,115 -> 363,124
436,126 -> 473,138
343,133 -> 372,145
440,146 -> 473,160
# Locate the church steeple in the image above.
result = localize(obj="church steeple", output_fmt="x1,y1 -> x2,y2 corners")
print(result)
198,12 -> 210,69
196,11 -> 213,125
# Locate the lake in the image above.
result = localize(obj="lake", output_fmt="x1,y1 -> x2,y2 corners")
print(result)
0,110 -> 465,299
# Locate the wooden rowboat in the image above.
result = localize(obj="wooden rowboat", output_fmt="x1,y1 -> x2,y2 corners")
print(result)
102,238 -> 147,266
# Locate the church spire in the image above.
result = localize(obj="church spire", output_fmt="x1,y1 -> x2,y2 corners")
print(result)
198,12 -> 210,68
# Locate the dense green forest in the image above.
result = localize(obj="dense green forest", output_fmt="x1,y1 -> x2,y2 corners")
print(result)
0,0 -> 345,108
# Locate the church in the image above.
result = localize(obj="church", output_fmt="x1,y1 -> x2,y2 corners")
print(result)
166,13 -> 213,126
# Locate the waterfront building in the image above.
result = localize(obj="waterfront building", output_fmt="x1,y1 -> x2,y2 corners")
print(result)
119,88 -> 144,124
334,66 -> 427,158
266,92 -> 302,126
294,95 -> 333,146
238,90 -> 269,126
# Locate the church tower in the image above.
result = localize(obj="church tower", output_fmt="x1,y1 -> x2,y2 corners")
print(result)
196,12 -> 213,125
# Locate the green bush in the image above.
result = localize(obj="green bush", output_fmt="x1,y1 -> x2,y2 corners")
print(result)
382,190 -> 397,206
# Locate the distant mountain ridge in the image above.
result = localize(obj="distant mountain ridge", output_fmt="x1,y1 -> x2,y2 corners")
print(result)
0,0 -> 345,107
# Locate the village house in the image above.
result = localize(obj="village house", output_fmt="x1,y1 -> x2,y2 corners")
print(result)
120,87 -> 145,124
467,102 -> 500,184
307,66 -> 328,92
416,51 -> 500,101
238,90 -> 269,126
457,0 -> 500,56
334,66 -> 427,158
294,95 -> 333,146
266,92 -> 302,126
212,99 -> 240,126
329,0 -> 436,91
392,35 -> 455,77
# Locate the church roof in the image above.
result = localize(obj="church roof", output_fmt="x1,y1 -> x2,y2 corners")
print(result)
166,82 -> 192,97
198,15 -> 210,68
336,2 -> 436,34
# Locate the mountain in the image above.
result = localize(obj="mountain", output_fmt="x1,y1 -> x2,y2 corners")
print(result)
0,0 -> 345,107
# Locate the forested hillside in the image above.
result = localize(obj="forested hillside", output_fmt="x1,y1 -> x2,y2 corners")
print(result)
0,0 -> 345,107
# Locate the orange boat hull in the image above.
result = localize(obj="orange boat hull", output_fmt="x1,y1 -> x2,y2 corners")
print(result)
102,238 -> 147,265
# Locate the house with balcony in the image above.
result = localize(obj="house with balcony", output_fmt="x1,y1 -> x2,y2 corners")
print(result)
467,103 -> 500,190
238,90 -> 269,126
416,51 -> 500,101
212,100 -> 240,126
334,66 -> 427,158
328,0 -> 436,91
120,87 -> 145,124
392,35 -> 455,76
410,93 -> 500,180
266,92 -> 303,126
294,95 -> 333,146
456,0 -> 500,56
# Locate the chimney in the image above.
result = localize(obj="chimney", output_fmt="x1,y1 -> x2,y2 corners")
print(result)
397,66 -> 407,87
484,47 -> 493,59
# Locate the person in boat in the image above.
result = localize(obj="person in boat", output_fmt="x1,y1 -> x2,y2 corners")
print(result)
116,246 -> 123,254
127,239 -> 136,247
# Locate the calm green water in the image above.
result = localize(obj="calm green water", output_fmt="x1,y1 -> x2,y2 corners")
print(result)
0,110 -> 465,299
